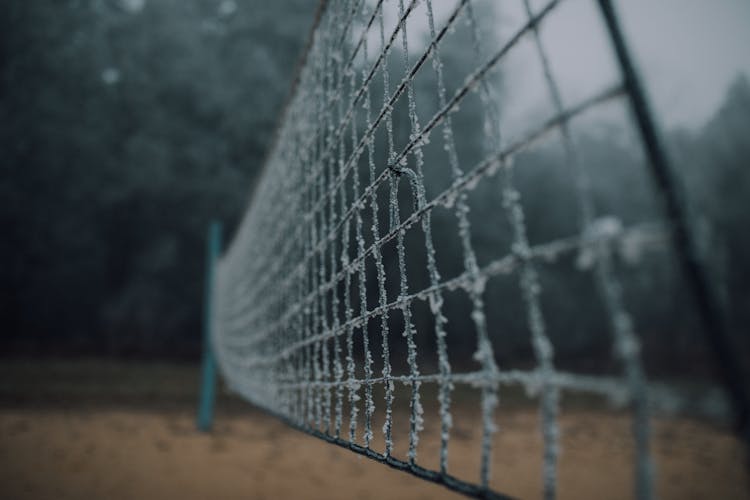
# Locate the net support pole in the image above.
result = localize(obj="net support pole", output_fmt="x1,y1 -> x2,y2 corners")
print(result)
197,220 -> 222,432
597,0 -> 750,448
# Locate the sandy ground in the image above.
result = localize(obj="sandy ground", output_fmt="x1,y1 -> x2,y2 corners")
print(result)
0,406 -> 747,500
0,361 -> 747,499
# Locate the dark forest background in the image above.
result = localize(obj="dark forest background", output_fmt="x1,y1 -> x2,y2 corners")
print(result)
1,0 -> 748,370
1,0 -> 317,356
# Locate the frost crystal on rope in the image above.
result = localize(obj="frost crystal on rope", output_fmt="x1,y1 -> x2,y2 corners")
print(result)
208,1 -> 720,499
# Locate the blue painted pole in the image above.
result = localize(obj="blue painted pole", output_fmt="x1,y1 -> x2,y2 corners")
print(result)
197,220 -> 222,432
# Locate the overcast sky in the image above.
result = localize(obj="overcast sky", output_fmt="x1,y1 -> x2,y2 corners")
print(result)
577,0 -> 749,129
389,0 -> 749,134
484,0 -> 750,136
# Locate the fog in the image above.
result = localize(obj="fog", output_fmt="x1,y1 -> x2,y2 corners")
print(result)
1,0 -> 748,374
1,1 -> 748,498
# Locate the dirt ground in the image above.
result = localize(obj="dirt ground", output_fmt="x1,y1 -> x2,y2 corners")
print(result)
0,360 -> 747,499
0,407 -> 747,500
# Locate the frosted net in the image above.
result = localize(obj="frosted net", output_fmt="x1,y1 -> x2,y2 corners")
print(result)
211,0 -> 742,498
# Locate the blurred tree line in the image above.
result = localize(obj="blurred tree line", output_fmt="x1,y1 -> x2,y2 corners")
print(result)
1,0 -> 747,372
0,0 -> 316,356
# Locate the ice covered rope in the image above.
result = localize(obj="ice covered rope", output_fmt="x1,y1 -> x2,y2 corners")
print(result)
207,0 -> 737,498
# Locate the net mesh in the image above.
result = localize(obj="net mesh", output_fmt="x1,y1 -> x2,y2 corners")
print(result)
211,0 -> 737,498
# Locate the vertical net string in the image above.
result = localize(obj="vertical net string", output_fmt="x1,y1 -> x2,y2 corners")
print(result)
519,1 -> 654,497
465,1 -> 560,493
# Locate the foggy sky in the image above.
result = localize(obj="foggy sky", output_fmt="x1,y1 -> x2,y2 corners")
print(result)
383,0 -> 749,132
585,0 -> 749,129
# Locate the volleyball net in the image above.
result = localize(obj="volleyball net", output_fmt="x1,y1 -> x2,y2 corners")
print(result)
209,1 -> 747,498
